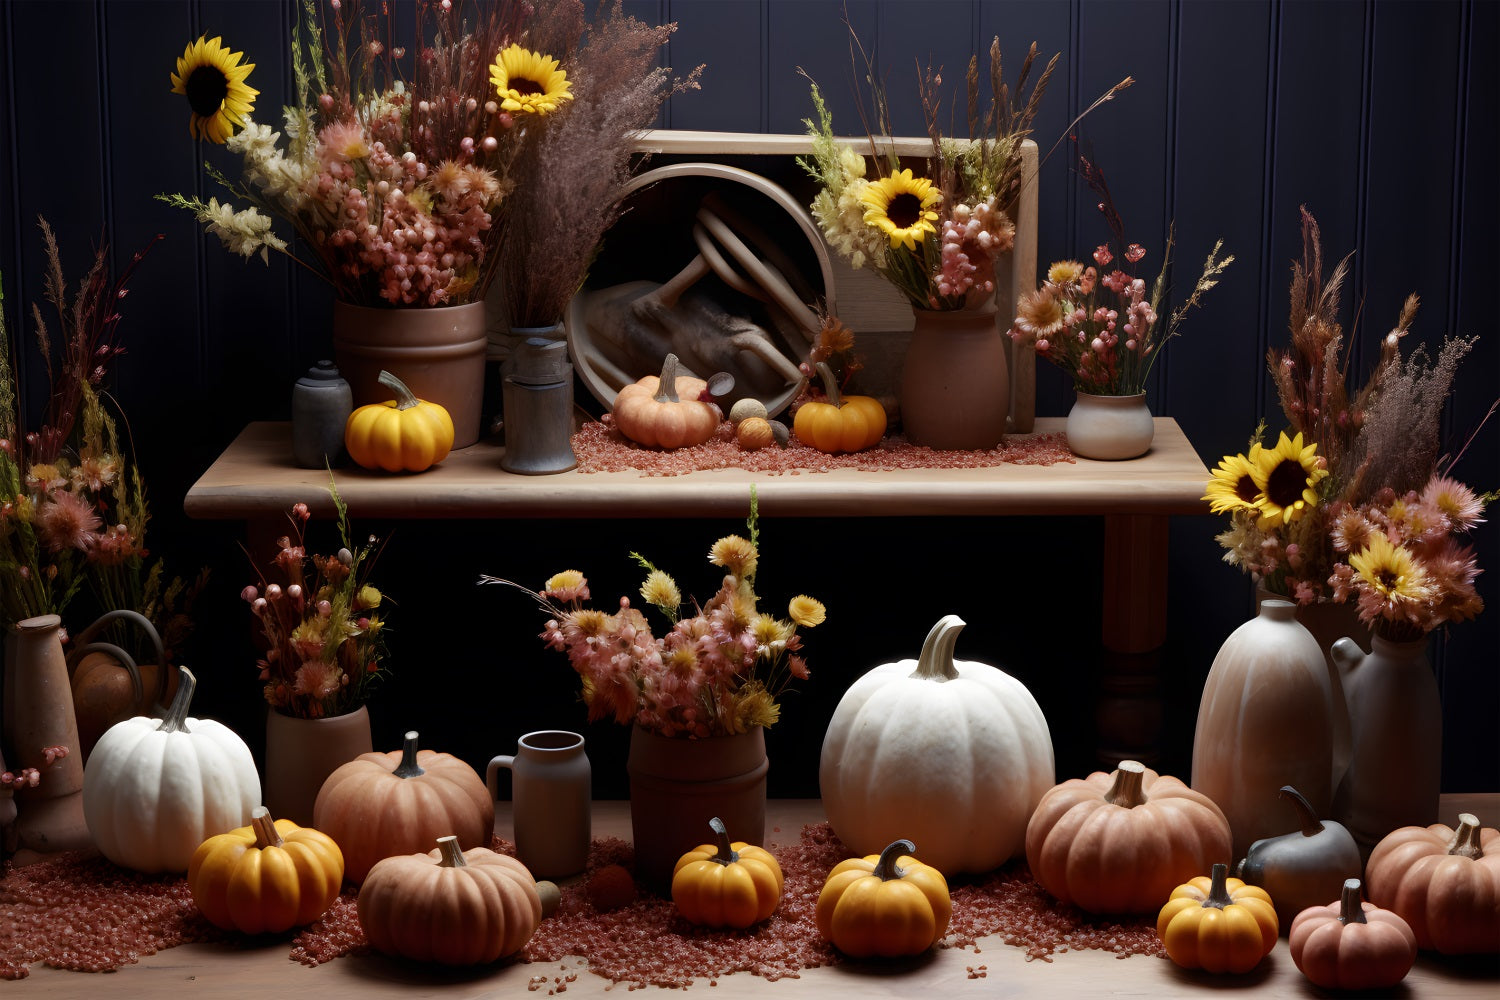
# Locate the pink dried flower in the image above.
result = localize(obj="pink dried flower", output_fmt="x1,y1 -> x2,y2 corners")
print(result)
35,490 -> 103,553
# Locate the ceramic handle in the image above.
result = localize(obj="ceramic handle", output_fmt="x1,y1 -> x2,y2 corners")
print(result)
486,755 -> 516,800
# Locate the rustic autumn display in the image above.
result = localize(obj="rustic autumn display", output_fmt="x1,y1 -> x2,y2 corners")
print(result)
1364,812 -> 1500,954
82,666 -> 260,874
819,615 -> 1054,877
816,839 -> 952,958
357,836 -> 543,965
671,816 -> 784,929
312,730 -> 493,883
1025,760 -> 1232,914
611,353 -> 720,449
1289,878 -> 1417,990
343,370 -> 455,473
187,806 -> 344,933
1157,863 -> 1279,973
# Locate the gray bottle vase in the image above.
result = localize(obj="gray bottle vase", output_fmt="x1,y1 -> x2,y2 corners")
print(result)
488,730 -> 591,880
292,360 -> 354,468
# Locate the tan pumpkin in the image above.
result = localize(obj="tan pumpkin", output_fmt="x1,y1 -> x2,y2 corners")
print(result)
313,730 -> 493,883
358,836 -> 542,965
1025,759 -> 1232,914
1289,878 -> 1418,990
611,353 -> 719,449
1364,812 -> 1500,954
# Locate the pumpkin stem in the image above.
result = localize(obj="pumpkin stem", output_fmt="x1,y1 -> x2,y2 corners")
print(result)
1447,813 -> 1484,860
911,615 -> 964,682
873,839 -> 916,881
1279,785 -> 1324,837
1339,878 -> 1367,925
653,354 -> 683,404
1200,863 -> 1234,910
436,835 -> 468,868
1103,760 -> 1148,808
155,666 -> 196,734
708,816 -> 739,867
812,361 -> 844,409
377,370 -> 420,411
393,730 -> 426,778
251,806 -> 284,850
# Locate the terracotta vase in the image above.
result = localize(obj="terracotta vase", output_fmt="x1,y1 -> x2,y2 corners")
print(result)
1331,634 -> 1441,860
626,724 -> 768,892
264,705 -> 374,827
1065,391 -> 1154,460
1192,600 -> 1339,861
3,615 -> 91,852
65,608 -> 174,761
332,299 -> 488,449
899,304 -> 1009,450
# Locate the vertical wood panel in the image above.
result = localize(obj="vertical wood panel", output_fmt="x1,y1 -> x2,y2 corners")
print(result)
765,0 -> 879,134
665,0 -> 762,132
874,0 -> 976,136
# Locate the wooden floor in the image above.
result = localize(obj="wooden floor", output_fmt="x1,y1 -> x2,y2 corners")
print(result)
10,798 -> 1499,997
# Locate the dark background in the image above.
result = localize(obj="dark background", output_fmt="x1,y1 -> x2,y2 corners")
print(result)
1,0 -> 1495,797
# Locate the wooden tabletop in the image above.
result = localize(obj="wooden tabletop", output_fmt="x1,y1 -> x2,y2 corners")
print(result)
10,796 -> 1498,997
184,419 -> 1212,522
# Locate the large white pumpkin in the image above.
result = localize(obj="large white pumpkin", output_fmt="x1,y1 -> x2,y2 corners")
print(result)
83,666 -> 260,873
819,615 -> 1055,876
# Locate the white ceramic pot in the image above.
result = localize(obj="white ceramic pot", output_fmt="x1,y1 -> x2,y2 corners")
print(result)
1066,391 -> 1154,460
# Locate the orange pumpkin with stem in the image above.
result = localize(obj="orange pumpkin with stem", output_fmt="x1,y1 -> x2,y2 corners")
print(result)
1024,759 -> 1232,914
1157,862 -> 1278,973
1289,878 -> 1417,989
793,362 -> 885,453
1364,812 -> 1500,954
612,353 -> 720,449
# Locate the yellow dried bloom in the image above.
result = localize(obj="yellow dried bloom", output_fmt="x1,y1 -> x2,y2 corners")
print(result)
788,595 -> 826,627
640,570 -> 682,612
708,534 -> 758,578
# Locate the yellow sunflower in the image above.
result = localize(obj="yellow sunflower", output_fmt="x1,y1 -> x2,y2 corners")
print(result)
1349,532 -> 1431,606
860,169 -> 942,251
1251,431 -> 1328,530
489,44 -> 573,116
1202,447 -> 1263,515
170,35 -> 257,144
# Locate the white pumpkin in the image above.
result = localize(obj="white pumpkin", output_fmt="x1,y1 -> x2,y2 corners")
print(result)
819,615 -> 1055,876
83,666 -> 260,873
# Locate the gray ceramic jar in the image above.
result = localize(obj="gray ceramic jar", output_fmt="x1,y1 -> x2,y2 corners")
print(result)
291,360 -> 354,468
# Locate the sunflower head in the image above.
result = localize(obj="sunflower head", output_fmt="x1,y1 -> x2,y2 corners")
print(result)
1203,448 -> 1263,515
489,44 -> 573,116
1252,431 -> 1329,530
170,35 -> 258,144
859,168 -> 942,251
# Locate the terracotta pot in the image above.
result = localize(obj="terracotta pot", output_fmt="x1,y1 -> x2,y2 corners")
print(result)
899,305 -> 1009,450
66,608 -> 174,761
1192,600 -> 1339,861
1332,634 -> 1441,859
1066,391 -> 1154,460
3,615 -> 90,852
332,299 -> 488,449
627,724 -> 768,892
264,705 -> 374,827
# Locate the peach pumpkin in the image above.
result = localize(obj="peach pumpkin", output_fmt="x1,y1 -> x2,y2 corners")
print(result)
1364,812 -> 1500,954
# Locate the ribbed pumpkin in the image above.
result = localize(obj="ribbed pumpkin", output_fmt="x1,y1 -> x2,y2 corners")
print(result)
1289,878 -> 1418,990
819,615 -> 1054,877
188,806 -> 344,933
815,839 -> 952,958
344,370 -> 455,473
611,353 -> 719,449
1364,812 -> 1500,954
1157,863 -> 1279,973
82,667 -> 260,874
358,836 -> 542,965
1025,759 -> 1232,914
671,817 -> 784,928
792,362 -> 886,454
312,730 -> 492,883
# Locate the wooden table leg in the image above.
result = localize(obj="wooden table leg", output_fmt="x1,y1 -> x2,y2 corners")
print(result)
1096,514 -> 1169,767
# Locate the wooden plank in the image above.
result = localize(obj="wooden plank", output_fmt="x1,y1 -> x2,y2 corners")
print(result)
183,418 -> 1212,522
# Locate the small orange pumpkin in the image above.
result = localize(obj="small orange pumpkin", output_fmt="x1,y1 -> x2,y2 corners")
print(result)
671,816 -> 784,928
792,362 -> 885,454
612,353 -> 720,449
1289,878 -> 1417,990
1364,812 -> 1500,954
816,838 -> 951,958
1157,863 -> 1278,973
188,806 -> 344,934
344,370 -> 454,473
1025,759 -> 1232,914
312,730 -> 493,883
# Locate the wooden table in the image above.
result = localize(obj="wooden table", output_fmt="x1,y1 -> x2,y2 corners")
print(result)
11,797 -> 1498,996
